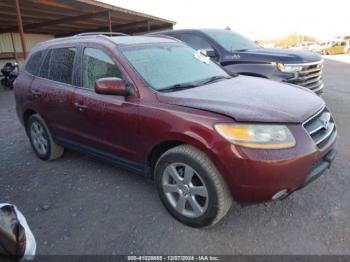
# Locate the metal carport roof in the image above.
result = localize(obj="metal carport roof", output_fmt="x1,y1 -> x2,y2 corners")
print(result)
0,0 -> 175,57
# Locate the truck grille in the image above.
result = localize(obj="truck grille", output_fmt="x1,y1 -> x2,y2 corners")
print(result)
303,107 -> 336,148
286,60 -> 324,93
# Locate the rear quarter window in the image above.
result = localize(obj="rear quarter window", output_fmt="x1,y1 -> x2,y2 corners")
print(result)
25,50 -> 44,76
40,49 -> 51,79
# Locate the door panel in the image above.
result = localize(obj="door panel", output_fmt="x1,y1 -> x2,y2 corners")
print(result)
71,89 -> 140,162
31,47 -> 78,140
70,46 -> 140,163
30,77 -> 75,140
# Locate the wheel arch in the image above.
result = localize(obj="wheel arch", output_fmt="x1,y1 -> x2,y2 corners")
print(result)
23,108 -> 37,128
146,134 -> 214,177
147,140 -> 184,174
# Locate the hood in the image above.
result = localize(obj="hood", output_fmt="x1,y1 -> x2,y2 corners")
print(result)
157,76 -> 325,123
225,48 -> 322,64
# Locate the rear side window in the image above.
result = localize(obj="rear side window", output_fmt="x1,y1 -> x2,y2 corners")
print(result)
25,50 -> 44,75
180,34 -> 213,50
49,47 -> 77,85
82,48 -> 122,90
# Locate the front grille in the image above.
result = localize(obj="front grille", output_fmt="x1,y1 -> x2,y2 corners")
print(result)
303,107 -> 336,148
286,60 -> 324,92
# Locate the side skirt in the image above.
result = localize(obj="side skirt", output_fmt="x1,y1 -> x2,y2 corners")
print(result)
55,137 -> 148,177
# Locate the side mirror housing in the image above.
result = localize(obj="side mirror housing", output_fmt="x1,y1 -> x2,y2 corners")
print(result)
95,77 -> 129,96
200,49 -> 216,58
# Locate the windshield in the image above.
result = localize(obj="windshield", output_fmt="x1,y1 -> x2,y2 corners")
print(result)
119,43 -> 229,91
203,29 -> 260,52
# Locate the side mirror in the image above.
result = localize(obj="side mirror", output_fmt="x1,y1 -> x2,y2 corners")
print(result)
200,49 -> 216,58
95,77 -> 129,96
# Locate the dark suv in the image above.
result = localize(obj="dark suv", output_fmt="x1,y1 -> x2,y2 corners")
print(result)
155,29 -> 324,94
14,34 -> 336,227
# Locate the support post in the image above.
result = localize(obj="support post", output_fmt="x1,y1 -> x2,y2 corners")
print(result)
147,21 -> 151,32
15,0 -> 27,59
108,11 -> 112,33
10,33 -> 18,63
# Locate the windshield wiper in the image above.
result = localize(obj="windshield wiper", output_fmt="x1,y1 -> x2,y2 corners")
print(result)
159,82 -> 199,92
159,75 -> 230,92
234,48 -> 248,52
198,75 -> 231,86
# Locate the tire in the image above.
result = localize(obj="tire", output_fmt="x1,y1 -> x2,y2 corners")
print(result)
27,114 -> 64,161
155,145 -> 232,227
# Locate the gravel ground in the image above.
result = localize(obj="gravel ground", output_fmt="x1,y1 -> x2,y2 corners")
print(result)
0,56 -> 349,255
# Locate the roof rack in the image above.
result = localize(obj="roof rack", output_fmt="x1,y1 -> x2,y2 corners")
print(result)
74,32 -> 128,37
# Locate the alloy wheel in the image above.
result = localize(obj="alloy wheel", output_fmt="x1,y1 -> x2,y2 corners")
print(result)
30,121 -> 48,155
162,163 -> 209,218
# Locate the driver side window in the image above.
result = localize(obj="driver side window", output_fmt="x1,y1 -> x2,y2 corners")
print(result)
180,34 -> 213,50
82,48 -> 122,90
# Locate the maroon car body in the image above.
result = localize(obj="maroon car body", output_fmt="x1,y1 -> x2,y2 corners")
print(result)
14,35 -> 336,225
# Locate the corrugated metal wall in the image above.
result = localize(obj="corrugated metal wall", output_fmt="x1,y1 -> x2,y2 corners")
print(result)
0,33 -> 53,68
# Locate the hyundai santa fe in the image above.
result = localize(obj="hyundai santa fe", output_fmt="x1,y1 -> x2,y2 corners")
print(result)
14,33 -> 337,227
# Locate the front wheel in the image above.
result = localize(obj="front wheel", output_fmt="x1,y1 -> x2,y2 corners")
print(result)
155,145 -> 232,227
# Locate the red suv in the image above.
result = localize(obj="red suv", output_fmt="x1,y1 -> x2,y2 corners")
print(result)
14,33 -> 337,227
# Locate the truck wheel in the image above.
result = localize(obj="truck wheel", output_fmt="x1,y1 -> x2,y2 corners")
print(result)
27,114 -> 64,161
155,145 -> 232,227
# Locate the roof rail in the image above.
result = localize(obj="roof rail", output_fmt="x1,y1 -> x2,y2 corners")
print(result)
74,32 -> 128,37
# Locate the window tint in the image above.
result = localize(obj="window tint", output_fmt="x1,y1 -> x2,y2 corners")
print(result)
48,47 -> 76,85
82,48 -> 122,90
25,50 -> 44,75
180,34 -> 212,50
40,50 -> 51,79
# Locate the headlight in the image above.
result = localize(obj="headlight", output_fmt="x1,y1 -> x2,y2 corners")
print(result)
277,63 -> 303,73
214,124 -> 296,149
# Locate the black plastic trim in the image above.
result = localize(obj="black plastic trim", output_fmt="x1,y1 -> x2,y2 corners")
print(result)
55,137 -> 147,176
300,148 -> 336,189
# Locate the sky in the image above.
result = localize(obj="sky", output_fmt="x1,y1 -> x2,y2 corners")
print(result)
101,0 -> 350,41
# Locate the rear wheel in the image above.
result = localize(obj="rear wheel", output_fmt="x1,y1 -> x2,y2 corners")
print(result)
27,114 -> 64,160
155,145 -> 232,227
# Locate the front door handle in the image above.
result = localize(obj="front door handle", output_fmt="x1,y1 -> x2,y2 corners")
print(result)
74,101 -> 88,111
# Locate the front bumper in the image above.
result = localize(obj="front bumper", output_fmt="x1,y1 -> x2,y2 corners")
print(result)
296,148 -> 336,191
210,124 -> 337,204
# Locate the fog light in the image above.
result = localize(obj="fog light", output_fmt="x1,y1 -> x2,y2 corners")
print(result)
272,189 -> 288,200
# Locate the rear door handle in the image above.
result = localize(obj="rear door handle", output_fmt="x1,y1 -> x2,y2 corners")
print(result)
74,101 -> 88,111
31,89 -> 41,96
